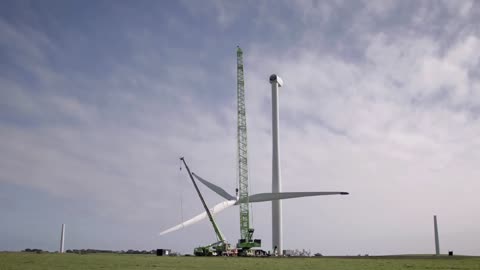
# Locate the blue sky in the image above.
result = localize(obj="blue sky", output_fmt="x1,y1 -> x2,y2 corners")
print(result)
1,0 -> 480,255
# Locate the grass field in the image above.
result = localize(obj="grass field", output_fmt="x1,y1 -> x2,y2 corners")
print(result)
1,253 -> 480,270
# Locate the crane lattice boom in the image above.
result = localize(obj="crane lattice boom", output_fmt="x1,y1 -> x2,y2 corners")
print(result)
237,47 -> 250,242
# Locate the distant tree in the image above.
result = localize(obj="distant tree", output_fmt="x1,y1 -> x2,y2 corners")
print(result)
23,248 -> 44,253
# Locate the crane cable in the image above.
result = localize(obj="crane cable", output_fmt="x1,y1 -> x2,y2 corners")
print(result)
179,159 -> 184,224
249,173 -> 254,226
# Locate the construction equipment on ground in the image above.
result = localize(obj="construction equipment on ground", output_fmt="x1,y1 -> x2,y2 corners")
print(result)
180,157 -> 233,256
180,157 -> 268,256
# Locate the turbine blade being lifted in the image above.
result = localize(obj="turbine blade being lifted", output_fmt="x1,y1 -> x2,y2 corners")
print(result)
159,200 -> 236,236
192,173 -> 236,200
237,191 -> 349,204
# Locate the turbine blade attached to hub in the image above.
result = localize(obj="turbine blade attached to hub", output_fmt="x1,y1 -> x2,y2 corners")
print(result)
237,191 -> 349,204
192,173 -> 236,200
159,200 -> 236,236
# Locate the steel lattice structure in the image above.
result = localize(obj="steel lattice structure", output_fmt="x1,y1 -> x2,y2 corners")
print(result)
236,46 -> 250,241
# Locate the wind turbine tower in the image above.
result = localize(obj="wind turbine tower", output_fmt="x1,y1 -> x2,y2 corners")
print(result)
434,215 -> 440,255
269,74 -> 284,255
59,224 -> 65,253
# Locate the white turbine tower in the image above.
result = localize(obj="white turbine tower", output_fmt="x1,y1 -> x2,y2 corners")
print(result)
59,224 -> 65,253
270,74 -> 283,255
434,215 -> 440,255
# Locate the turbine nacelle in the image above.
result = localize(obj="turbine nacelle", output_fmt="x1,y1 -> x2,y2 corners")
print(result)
269,74 -> 283,87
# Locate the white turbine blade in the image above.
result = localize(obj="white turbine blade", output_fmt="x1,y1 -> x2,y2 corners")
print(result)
159,200 -> 236,236
192,173 -> 236,200
159,213 -> 206,236
238,191 -> 349,204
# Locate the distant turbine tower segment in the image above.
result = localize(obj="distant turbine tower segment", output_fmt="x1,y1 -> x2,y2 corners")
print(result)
434,215 -> 440,255
59,224 -> 65,253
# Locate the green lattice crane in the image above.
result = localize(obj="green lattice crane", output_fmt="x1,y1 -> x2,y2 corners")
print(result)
236,46 -> 261,252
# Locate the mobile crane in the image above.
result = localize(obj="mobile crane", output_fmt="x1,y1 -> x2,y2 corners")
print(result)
180,157 -> 234,256
235,46 -> 263,256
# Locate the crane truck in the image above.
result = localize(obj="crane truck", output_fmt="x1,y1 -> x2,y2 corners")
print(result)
180,157 -> 235,256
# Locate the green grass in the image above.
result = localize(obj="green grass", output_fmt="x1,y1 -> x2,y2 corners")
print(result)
1,253 -> 480,270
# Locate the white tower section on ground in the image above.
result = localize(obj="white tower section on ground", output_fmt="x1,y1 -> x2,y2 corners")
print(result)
60,224 -> 65,253
434,215 -> 440,255
270,74 -> 283,255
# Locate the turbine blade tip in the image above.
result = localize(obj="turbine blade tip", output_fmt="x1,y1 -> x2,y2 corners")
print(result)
340,192 -> 349,195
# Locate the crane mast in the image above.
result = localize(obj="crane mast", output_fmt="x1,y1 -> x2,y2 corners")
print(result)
236,47 -> 260,252
237,46 -> 250,242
